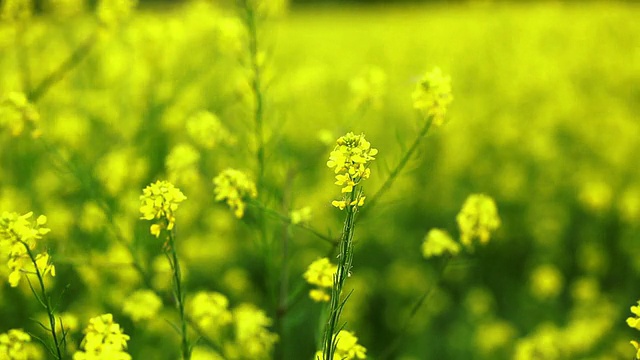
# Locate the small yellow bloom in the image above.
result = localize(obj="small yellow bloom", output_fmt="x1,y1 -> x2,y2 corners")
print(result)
289,206 -> 312,225
421,228 -> 460,258
73,313 -> 131,360
412,67 -> 453,126
122,290 -> 163,322
188,291 -> 233,331
213,169 -> 257,218
315,330 -> 367,360
456,194 -> 500,247
0,328 -> 31,360
139,180 -> 187,238
303,257 -> 337,302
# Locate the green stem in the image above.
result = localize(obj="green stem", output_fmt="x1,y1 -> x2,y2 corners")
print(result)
165,228 -> 191,360
247,200 -> 338,245
378,255 -> 451,360
322,189 -> 359,360
19,241 -> 64,360
240,0 -> 266,190
29,30 -> 98,102
363,115 -> 434,214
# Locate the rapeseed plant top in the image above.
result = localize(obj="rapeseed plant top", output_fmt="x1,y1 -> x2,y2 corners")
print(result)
628,301 -> 640,359
327,132 -> 377,210
139,180 -> 187,238
189,291 -> 233,331
73,313 -> 131,360
0,211 -> 55,287
0,328 -> 31,360
421,228 -> 460,258
230,304 -> 278,359
303,257 -> 337,302
122,289 -> 163,322
456,194 -> 501,248
213,169 -> 258,218
315,330 -> 367,360
412,67 -> 453,126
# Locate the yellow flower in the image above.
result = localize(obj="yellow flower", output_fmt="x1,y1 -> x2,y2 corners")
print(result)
188,291 -> 233,331
529,264 -> 564,300
139,180 -> 187,238
412,67 -> 453,126
122,290 -> 163,322
0,328 -> 31,360
166,143 -> 201,185
289,206 -> 312,225
303,257 -> 337,302
327,132 -> 377,210
0,211 -> 53,287
228,304 -> 278,359
456,194 -> 500,247
213,169 -> 257,218
314,330 -> 367,360
421,228 -> 460,258
186,111 -> 234,149
73,314 -> 131,360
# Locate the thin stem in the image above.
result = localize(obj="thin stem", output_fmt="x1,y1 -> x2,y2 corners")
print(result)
378,255 -> 451,360
29,30 -> 98,102
322,189 -> 359,360
165,228 -> 191,360
363,115 -> 434,214
15,21 -> 32,94
19,241 -> 64,360
239,0 -> 266,190
247,200 -> 338,245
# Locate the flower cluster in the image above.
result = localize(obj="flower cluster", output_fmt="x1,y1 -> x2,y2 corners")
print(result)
327,132 -> 377,210
315,330 -> 367,360
628,300 -> 640,358
303,257 -> 337,302
421,228 -> 460,258
213,169 -> 258,218
166,143 -> 201,185
189,291 -> 233,332
412,67 -> 453,126
186,111 -> 234,149
73,313 -> 131,360
228,304 -> 279,359
456,194 -> 501,248
0,211 -> 55,287
289,206 -> 312,225
350,66 -> 387,111
0,92 -> 41,138
0,329 -> 31,360
139,180 -> 187,238
122,289 -> 163,322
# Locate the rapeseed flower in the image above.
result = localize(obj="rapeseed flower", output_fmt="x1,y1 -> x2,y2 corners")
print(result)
327,132 -> 377,209
0,329 -> 31,360
314,330 -> 367,360
227,304 -> 278,359
0,211 -> 54,287
188,291 -> 233,332
73,313 -> 131,360
303,257 -> 337,302
166,143 -> 201,185
122,289 -> 163,322
456,194 -> 500,248
412,67 -> 452,126
628,300 -> 640,359
289,206 -> 312,225
139,180 -> 187,238
421,228 -> 460,258
186,111 -> 234,149
213,169 -> 257,218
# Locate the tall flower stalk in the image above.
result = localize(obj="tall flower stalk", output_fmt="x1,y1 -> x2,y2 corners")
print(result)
321,132 -> 376,360
140,180 -> 191,360
0,211 -> 65,359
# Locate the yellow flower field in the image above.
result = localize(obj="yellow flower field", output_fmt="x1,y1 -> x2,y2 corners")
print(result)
1,0 -> 639,359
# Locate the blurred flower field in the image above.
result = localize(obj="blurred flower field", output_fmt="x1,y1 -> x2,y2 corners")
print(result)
1,0 -> 640,359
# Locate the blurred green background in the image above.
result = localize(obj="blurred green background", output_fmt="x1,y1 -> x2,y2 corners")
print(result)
1,0 -> 640,359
